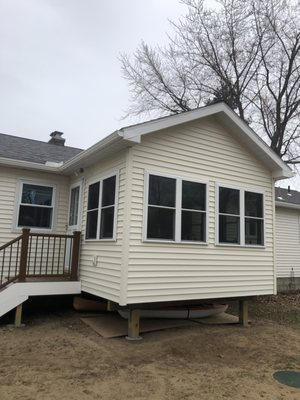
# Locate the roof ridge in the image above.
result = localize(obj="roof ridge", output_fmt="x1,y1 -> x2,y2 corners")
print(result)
0,132 -> 83,151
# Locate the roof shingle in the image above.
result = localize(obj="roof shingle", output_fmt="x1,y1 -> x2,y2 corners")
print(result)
0,133 -> 83,164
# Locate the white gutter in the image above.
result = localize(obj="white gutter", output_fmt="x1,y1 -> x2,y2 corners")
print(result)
275,201 -> 300,210
0,157 -> 60,173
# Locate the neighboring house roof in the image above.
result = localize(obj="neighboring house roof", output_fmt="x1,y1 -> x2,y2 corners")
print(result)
0,133 -> 82,165
275,187 -> 300,209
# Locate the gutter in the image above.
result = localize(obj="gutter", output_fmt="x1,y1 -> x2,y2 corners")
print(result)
275,201 -> 300,210
0,157 -> 61,173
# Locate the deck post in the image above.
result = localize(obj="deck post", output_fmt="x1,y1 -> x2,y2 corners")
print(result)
239,299 -> 249,327
70,231 -> 81,281
14,303 -> 23,327
19,228 -> 30,282
126,309 -> 142,341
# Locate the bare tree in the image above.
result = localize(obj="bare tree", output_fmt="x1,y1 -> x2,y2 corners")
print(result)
120,0 -> 300,165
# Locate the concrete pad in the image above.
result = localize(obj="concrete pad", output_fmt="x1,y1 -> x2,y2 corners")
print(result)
81,313 -> 198,338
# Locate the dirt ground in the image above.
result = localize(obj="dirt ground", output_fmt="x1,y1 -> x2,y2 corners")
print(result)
0,295 -> 300,400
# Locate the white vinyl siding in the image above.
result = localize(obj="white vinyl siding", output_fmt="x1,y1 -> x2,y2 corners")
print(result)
125,116 -> 275,304
0,166 -> 70,247
275,206 -> 300,278
77,151 -> 127,303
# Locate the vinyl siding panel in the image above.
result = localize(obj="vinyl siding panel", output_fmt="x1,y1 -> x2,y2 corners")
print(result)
77,150 -> 127,303
126,116 -> 275,304
275,206 -> 300,278
0,166 -> 70,246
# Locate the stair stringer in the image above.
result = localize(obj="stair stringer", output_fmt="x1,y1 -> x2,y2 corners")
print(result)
0,283 -> 28,317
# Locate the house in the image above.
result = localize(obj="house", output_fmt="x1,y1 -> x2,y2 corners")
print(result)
0,102 -> 293,338
275,187 -> 300,292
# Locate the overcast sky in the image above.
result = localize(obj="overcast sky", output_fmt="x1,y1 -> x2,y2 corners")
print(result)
0,0 -> 187,149
0,0 -> 298,188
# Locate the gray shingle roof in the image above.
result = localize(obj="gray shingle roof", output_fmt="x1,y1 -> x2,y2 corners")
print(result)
275,187 -> 300,205
0,133 -> 83,164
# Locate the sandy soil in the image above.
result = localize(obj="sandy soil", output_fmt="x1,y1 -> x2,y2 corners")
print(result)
0,298 -> 300,400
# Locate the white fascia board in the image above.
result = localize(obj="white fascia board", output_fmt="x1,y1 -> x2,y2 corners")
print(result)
0,157 -> 61,173
60,131 -> 123,173
275,201 -> 300,210
119,102 -> 292,179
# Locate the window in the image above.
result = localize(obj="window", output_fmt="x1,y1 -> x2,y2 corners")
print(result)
217,185 -> 264,246
145,173 -> 207,242
68,185 -> 80,227
17,182 -> 55,229
86,174 -> 117,240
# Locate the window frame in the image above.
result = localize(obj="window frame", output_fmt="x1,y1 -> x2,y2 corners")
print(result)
143,171 -> 208,244
85,171 -> 119,242
15,179 -> 57,232
215,183 -> 265,247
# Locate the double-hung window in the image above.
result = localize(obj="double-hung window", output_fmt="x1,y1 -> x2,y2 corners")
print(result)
17,182 -> 55,229
217,185 -> 264,246
145,173 -> 207,242
86,174 -> 117,240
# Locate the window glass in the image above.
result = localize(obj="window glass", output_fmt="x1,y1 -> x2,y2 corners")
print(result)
148,175 -> 176,207
181,211 -> 205,241
22,184 -> 53,206
87,182 -> 100,210
18,206 -> 52,228
245,192 -> 263,217
102,176 -> 116,207
219,215 -> 240,244
182,181 -> 206,210
219,187 -> 239,215
100,208 -> 114,239
147,207 -> 175,240
86,210 -> 98,239
245,218 -> 264,245
69,186 -> 80,226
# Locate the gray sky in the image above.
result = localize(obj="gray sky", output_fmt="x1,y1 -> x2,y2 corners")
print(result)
0,0 -> 186,149
0,0 -> 298,189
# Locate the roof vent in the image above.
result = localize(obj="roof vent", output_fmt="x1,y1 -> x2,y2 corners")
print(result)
48,131 -> 65,146
287,185 -> 292,196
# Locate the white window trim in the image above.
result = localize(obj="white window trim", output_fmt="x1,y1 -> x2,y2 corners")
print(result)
215,182 -> 265,248
143,170 -> 209,244
85,171 -> 119,242
14,179 -> 57,232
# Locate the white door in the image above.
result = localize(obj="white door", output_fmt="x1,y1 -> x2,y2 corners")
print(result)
65,181 -> 82,270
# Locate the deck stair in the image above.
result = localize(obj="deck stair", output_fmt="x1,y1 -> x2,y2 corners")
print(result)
0,229 -> 81,319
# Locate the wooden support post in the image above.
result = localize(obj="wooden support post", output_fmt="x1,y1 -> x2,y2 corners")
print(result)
70,231 -> 81,281
126,309 -> 142,341
239,299 -> 249,327
19,228 -> 30,282
14,303 -> 24,327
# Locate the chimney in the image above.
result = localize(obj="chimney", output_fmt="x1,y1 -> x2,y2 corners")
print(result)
48,131 -> 65,146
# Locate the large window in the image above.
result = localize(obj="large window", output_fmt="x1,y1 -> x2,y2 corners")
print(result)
217,185 -> 264,246
145,173 -> 207,242
86,174 -> 117,240
17,182 -> 55,229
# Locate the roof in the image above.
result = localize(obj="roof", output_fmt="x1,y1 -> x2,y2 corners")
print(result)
0,133 -> 82,165
118,102 -> 293,180
0,103 -> 293,180
275,187 -> 300,208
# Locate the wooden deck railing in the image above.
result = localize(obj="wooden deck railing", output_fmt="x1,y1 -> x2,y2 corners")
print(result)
0,229 -> 81,290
